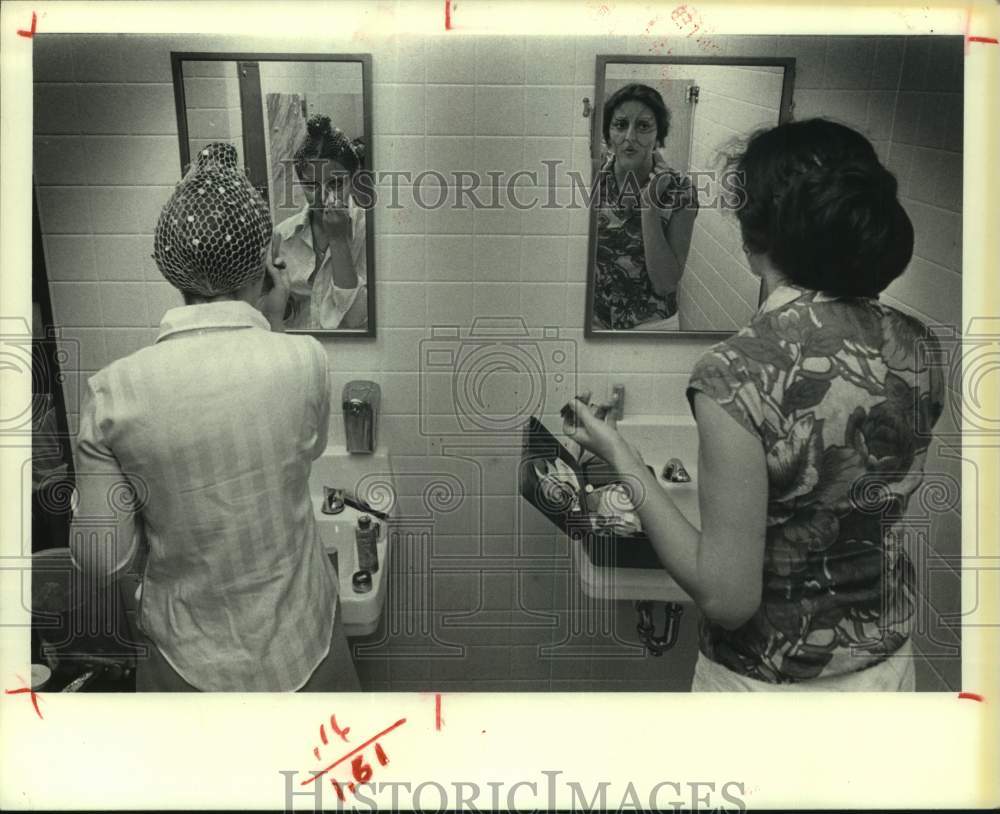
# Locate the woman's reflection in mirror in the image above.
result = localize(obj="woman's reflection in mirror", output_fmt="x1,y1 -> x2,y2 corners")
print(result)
593,83 -> 698,331
273,114 -> 368,330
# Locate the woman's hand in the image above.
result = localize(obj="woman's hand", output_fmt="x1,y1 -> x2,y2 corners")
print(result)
322,206 -> 352,240
320,187 -> 353,241
641,171 -> 682,222
258,233 -> 290,331
562,391 -> 643,467
640,152 -> 683,217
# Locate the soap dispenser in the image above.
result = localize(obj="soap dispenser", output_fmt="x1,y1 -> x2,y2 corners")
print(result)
342,380 -> 381,454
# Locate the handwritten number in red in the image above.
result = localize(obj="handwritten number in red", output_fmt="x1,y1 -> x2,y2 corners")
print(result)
351,754 -> 374,784
330,713 -> 351,742
330,778 -> 345,801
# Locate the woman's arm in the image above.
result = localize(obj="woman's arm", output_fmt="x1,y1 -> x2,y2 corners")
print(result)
322,207 -> 360,290
69,384 -> 139,579
326,236 -> 359,290
640,177 -> 698,298
566,393 -> 767,629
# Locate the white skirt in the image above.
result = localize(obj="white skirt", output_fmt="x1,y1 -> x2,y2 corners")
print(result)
691,640 -> 916,691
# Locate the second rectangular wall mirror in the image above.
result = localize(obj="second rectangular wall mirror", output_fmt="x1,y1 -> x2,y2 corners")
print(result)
585,56 -> 795,338
171,52 -> 375,335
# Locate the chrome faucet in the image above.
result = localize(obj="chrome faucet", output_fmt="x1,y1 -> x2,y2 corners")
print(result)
662,457 -> 692,483
343,380 -> 380,454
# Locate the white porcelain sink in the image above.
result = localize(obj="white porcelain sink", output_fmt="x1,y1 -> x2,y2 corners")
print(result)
571,415 -> 699,603
309,446 -> 396,637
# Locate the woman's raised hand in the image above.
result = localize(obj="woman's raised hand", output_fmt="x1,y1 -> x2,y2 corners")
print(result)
320,187 -> 352,240
562,391 -> 642,467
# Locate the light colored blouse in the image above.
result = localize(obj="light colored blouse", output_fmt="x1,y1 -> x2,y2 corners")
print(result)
70,300 -> 338,691
274,199 -> 368,330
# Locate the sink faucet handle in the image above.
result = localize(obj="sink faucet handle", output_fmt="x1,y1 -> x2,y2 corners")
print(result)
322,486 -> 346,514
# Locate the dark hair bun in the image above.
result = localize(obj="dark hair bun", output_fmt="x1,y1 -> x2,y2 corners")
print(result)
772,159 -> 913,297
306,114 -> 332,138
734,119 -> 914,297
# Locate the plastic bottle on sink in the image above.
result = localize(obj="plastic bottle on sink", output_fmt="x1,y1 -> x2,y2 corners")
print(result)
355,514 -> 380,573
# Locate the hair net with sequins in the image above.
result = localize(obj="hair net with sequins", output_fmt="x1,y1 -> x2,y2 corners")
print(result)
153,143 -> 273,297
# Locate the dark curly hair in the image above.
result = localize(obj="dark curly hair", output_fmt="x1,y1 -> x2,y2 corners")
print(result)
602,83 -> 671,148
292,114 -> 364,178
732,118 -> 913,297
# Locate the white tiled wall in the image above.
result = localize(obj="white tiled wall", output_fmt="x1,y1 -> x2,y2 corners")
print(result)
33,33 -> 964,691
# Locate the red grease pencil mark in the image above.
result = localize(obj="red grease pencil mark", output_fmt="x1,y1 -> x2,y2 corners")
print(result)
17,11 -> 37,37
301,718 -> 406,786
330,714 -> 350,742
320,724 -> 329,745
375,742 -> 389,766
435,692 -> 443,730
968,36 -> 999,45
444,0 -> 453,30
958,692 -> 985,702
330,778 -> 345,801
5,680 -> 43,719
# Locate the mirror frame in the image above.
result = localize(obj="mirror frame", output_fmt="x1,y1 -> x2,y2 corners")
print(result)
170,51 -> 376,337
584,55 -> 796,340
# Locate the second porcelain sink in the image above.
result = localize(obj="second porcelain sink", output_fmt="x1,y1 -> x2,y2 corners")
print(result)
571,415 -> 700,603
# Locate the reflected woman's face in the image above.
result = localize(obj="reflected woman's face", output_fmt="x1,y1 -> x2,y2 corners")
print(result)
298,158 -> 353,211
608,100 -> 658,173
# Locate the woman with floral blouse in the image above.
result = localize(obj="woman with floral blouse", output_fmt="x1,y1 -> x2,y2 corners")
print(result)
567,118 -> 943,690
592,83 -> 698,331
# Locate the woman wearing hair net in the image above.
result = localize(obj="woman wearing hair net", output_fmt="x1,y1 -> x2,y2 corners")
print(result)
69,143 -> 360,692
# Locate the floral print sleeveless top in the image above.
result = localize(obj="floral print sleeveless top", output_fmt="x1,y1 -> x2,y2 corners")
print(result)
593,156 -> 696,329
686,284 -> 944,683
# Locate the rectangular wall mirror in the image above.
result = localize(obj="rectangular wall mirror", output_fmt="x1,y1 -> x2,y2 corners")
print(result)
585,56 -> 795,338
171,52 -> 375,335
